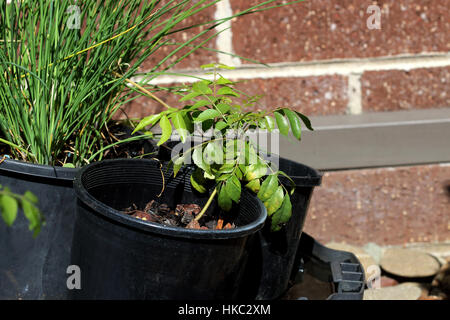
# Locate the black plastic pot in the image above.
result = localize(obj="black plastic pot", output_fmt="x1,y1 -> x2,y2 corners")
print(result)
0,127 -> 155,300
241,157 -> 322,300
0,159 -> 77,300
71,159 -> 267,300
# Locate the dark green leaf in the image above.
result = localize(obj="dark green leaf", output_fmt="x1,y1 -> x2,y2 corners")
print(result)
218,185 -> 232,211
295,111 -> 314,131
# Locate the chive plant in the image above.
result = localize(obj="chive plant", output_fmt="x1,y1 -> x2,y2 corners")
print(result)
0,0 -> 305,167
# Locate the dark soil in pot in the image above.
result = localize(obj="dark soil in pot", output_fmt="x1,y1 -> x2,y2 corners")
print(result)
71,159 -> 267,300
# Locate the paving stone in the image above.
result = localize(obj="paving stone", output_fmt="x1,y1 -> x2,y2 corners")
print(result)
380,248 -> 441,278
363,283 -> 423,300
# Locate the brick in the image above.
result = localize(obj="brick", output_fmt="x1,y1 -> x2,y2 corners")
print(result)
361,66 -> 450,112
231,0 -> 450,64
233,76 -> 349,116
138,2 -> 218,72
303,163 -> 450,245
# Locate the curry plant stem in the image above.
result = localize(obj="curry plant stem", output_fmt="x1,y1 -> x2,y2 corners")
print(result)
194,188 -> 217,222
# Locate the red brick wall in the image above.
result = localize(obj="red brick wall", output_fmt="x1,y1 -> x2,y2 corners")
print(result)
123,1 -> 450,245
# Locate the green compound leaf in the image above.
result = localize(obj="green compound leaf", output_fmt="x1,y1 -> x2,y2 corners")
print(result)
284,109 -> 302,140
274,111 -> 289,136
264,185 -> 284,216
190,168 -> 207,194
0,194 -> 18,227
157,115 -> 172,146
257,174 -> 278,202
218,185 -> 232,211
271,194 -> 292,232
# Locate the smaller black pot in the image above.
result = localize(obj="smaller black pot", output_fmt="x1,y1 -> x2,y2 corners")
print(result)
241,157 -> 322,300
71,159 -> 267,300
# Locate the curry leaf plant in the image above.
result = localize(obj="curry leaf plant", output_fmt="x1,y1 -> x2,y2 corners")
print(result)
134,64 -> 313,231
0,0 -> 306,166
0,185 -> 43,237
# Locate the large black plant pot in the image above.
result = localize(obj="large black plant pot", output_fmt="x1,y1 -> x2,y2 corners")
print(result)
0,159 -> 77,299
0,128 -> 154,299
71,159 -> 267,300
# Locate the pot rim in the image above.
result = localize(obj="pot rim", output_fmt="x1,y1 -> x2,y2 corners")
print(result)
74,158 -> 268,240
0,158 -> 77,181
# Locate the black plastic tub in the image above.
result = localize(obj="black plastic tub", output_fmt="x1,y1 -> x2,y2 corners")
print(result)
0,159 -> 77,300
286,232 -> 365,300
241,157 -> 323,300
71,159 -> 267,300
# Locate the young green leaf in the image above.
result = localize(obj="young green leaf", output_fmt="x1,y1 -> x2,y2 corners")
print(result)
216,103 -> 231,114
172,156 -> 185,177
133,114 -> 162,134
172,113 -> 188,143
270,194 -> 292,232
192,100 -> 211,109
264,116 -> 276,132
195,109 -> 221,122
157,115 -> 172,146
179,92 -> 201,102
274,111 -> 289,136
192,146 -> 208,172
0,194 -> 18,227
217,87 -> 240,97
192,81 -> 213,95
216,77 -> 234,85
204,141 -> 223,165
245,163 -> 268,181
245,179 -> 261,193
215,121 -> 228,131
284,109 -> 302,140
264,186 -> 284,216
257,175 -> 278,202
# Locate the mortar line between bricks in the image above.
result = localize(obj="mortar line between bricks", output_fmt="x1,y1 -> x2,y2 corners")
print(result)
134,53 -> 450,85
214,0 -> 241,67
347,74 -> 362,115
